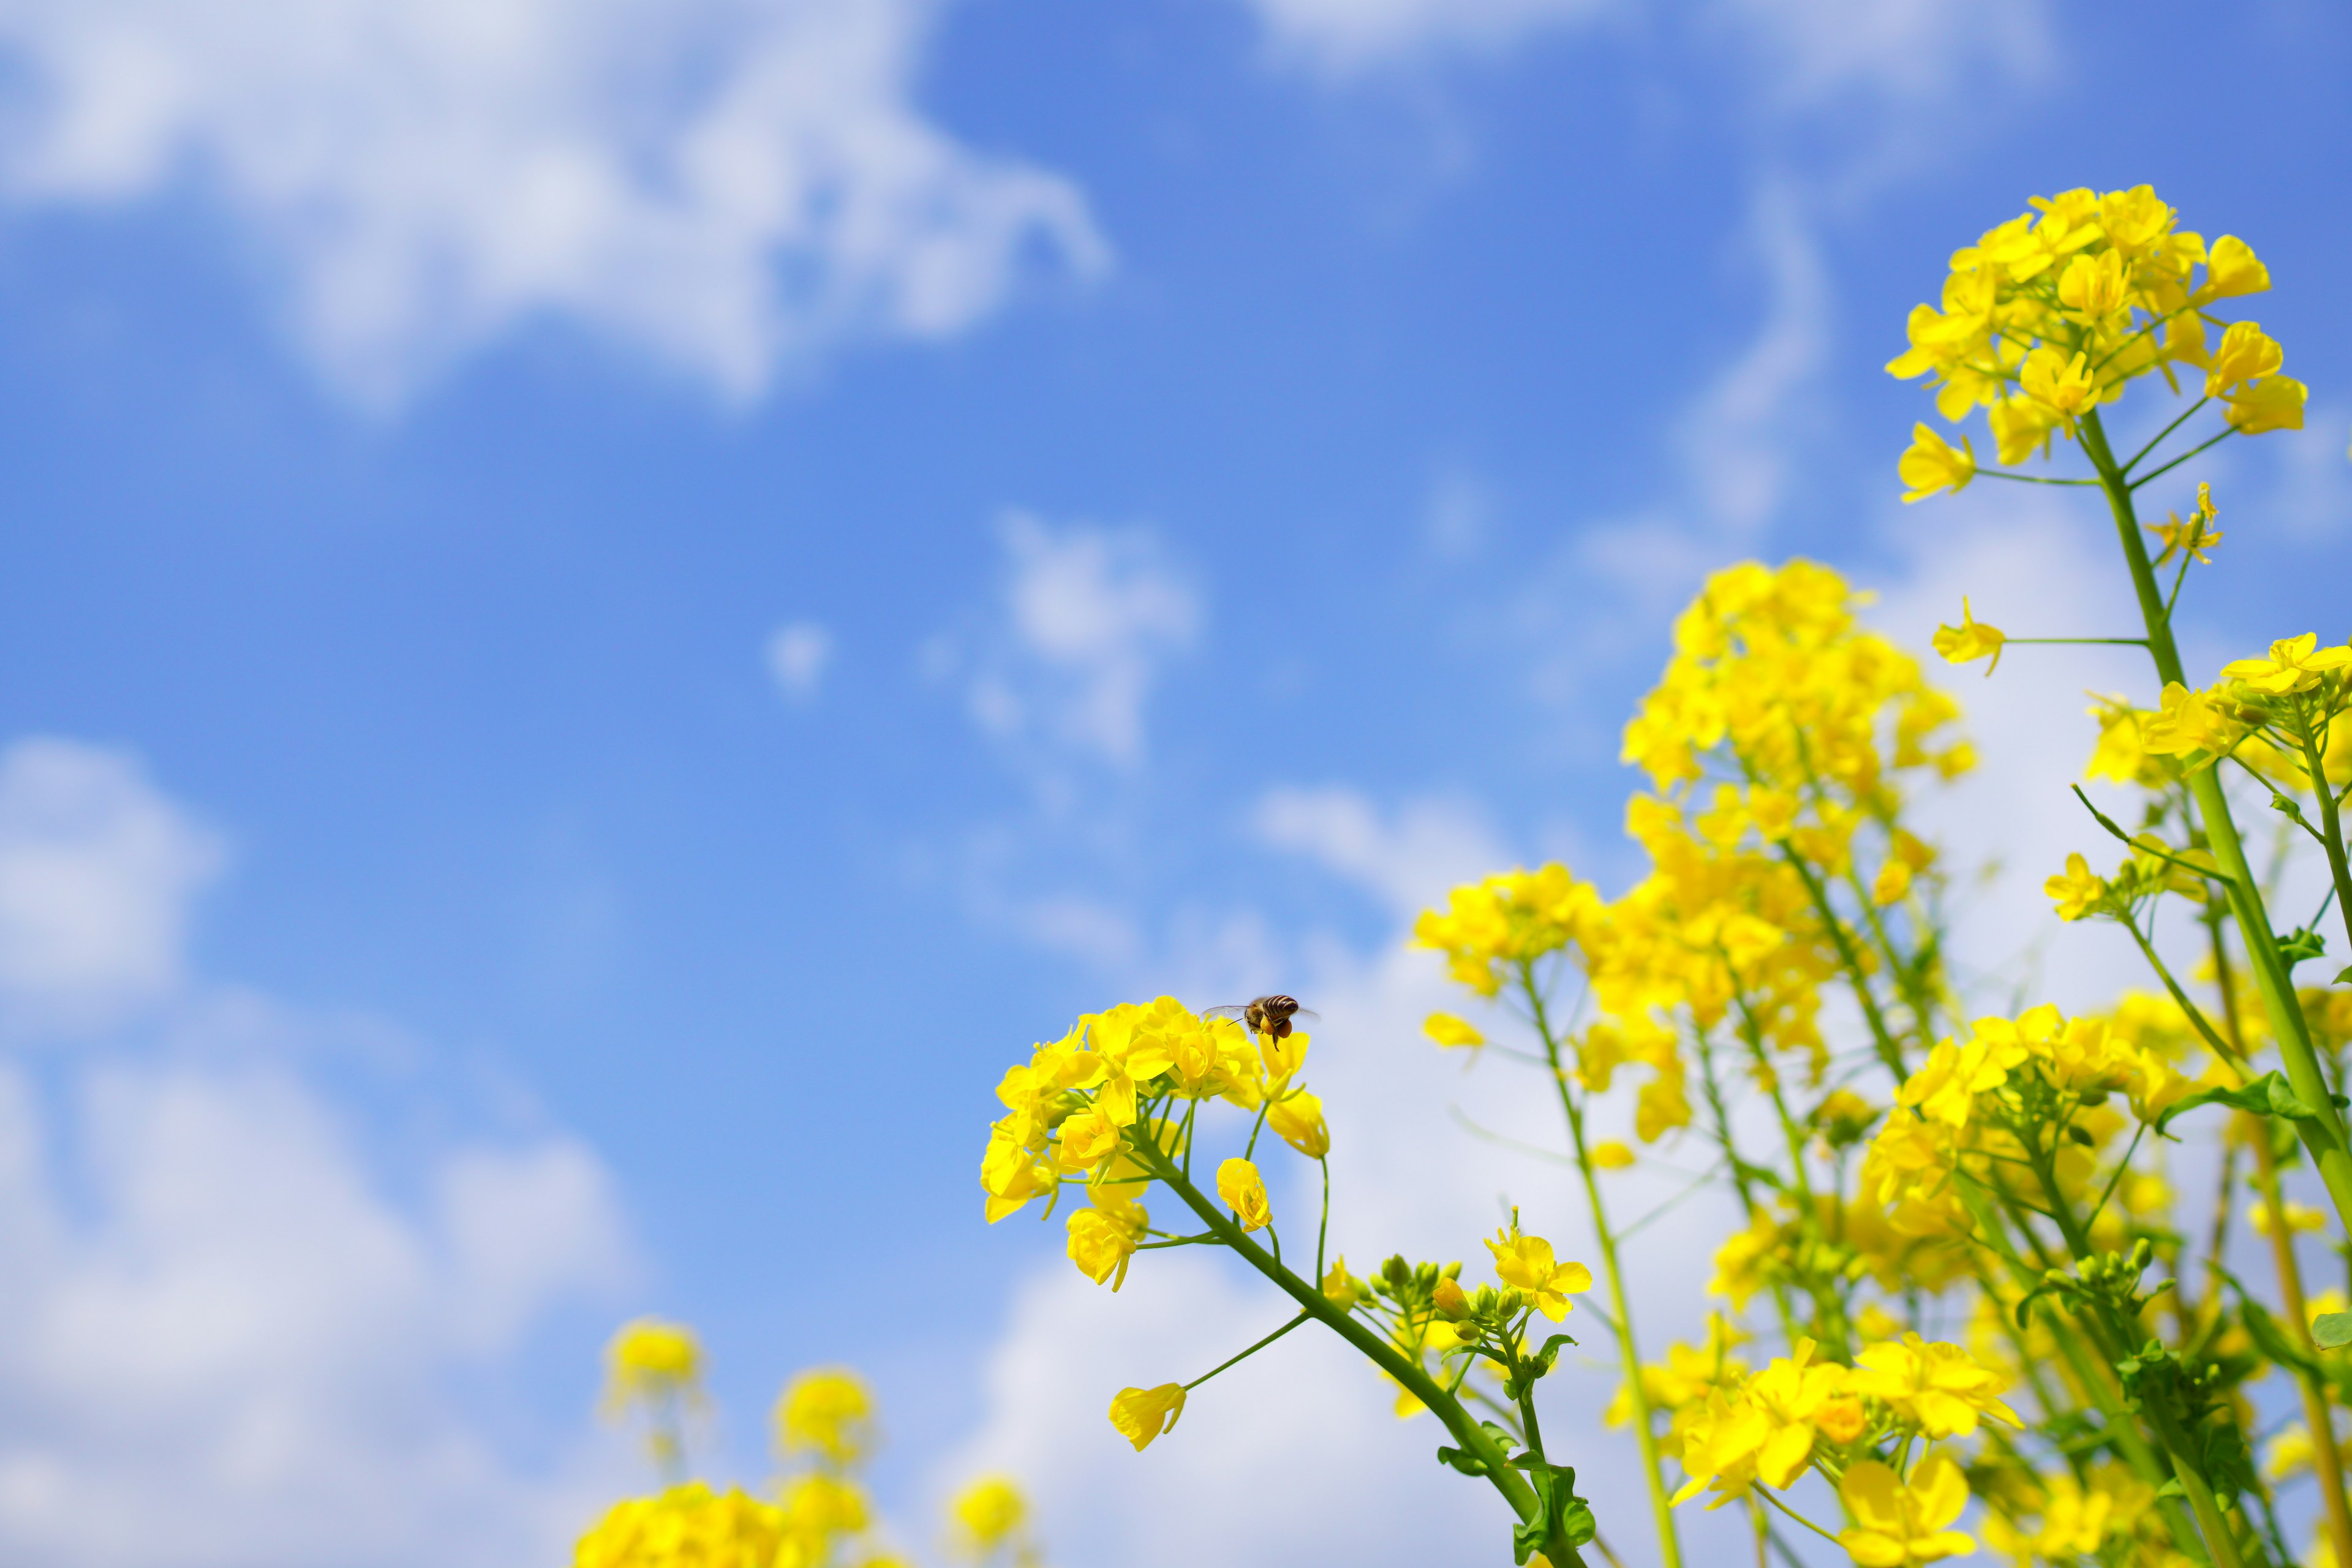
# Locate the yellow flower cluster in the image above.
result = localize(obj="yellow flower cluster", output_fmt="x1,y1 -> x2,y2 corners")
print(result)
1889,184 -> 2299,488
1668,1333 -> 2015,1510
979,996 -> 1337,1302
576,1484 -> 794,1568
1412,864 -> 1600,995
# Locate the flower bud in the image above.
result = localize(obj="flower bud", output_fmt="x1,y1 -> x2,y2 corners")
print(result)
1433,1277 -> 1471,1320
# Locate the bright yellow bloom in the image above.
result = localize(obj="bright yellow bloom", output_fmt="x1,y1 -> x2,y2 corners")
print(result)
1899,424 -> 1975,502
1108,1382 -> 1186,1450
2228,373 -> 2307,434
2019,345 -> 2101,421
1931,599 -> 2003,675
780,1471 -> 868,1536
1671,1340 -> 1853,1506
2043,853 -> 2105,921
1265,1090 -> 1330,1158
575,1484 -> 783,1568
2199,235 -> 2271,300
2222,632 -> 2352,696
1872,858 -> 1914,905
2205,320 -> 2283,397
775,1367 -> 873,1463
1216,1156 -> 1273,1231
1055,1108 -> 1121,1173
1591,1140 -> 1635,1169
2147,483 -> 2222,565
1322,1256 -> 1370,1308
2140,680 -> 2243,758
1485,1222 -> 1592,1321
1066,1205 -> 1144,1289
1850,1333 -> 2021,1439
949,1476 -> 1026,1556
1415,864 -> 1600,995
1423,1012 -> 1485,1049
1838,1455 -> 1975,1566
601,1319 -> 701,1422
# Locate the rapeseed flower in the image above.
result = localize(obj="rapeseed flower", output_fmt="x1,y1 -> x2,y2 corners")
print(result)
1108,1382 -> 1186,1450
776,1367 -> 873,1463
1839,1454 -> 1976,1566
1485,1221 -> 1591,1321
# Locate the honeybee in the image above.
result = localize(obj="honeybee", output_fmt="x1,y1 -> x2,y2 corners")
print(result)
1204,995 -> 1317,1039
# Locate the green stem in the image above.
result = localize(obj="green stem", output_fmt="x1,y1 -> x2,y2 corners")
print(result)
2294,698 -> 2352,962
2081,407 -> 2352,1237
1133,1139 -> 1587,1567
1779,845 -> 1910,1075
1184,1312 -> 1310,1390
1526,966 -> 1683,1568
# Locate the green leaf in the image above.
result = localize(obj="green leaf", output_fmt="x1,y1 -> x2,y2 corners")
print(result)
2278,926 -> 2328,968
2153,1071 -> 2320,1139
2240,1297 -> 2322,1378
2314,1314 -> 2352,1350
2334,965 -> 2352,986
1435,1445 -> 1490,1477
2156,1479 -> 2187,1500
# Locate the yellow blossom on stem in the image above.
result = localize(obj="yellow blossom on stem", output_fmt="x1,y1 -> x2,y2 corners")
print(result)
2139,681 -> 2244,758
1899,424 -> 1976,502
1424,1012 -> 1485,1050
2044,853 -> 2106,921
2205,320 -> 2284,398
1591,1140 -> 1635,1169
1839,1454 -> 1977,1566
2147,483 -> 2223,566
1066,1205 -> 1144,1289
1931,599 -> 2004,675
776,1367 -> 873,1464
1485,1221 -> 1592,1321
2221,633 -> 2352,696
2226,374 -> 2307,434
1850,1333 -> 2021,1439
949,1476 -> 1026,1556
602,1319 -> 701,1415
575,1484 -> 782,1568
1266,1090 -> 1331,1158
1216,1157 -> 1273,1231
1108,1382 -> 1186,1451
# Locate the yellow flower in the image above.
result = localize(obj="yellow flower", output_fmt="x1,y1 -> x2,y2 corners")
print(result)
1108,1382 -> 1186,1450
1837,1454 -> 1976,1567
1931,599 -> 2003,675
776,1367 -> 873,1463
601,1318 -> 701,1415
2227,373 -> 2307,434
1216,1156 -> 1273,1231
1066,1205 -> 1144,1289
1872,858 -> 1914,905
1899,424 -> 1976,503
1485,1221 -> 1593,1321
2147,483 -> 2223,565
2205,320 -> 2284,397
2139,681 -> 2242,758
1054,1108 -> 1121,1173
1322,1256 -> 1370,1308
2198,234 -> 2271,300
949,1476 -> 1027,1556
2043,853 -> 2105,921
2019,345 -> 2101,421
1423,1012 -> 1485,1050
1850,1333 -> 2021,1439
2248,1198 -> 2326,1238
575,1484 -> 783,1568
1267,1090 -> 1331,1158
1591,1140 -> 1635,1169
2222,632 -> 2352,696
780,1471 -> 869,1536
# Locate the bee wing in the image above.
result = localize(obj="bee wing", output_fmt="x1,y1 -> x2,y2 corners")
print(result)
1291,1008 -> 1321,1025
1200,1003 -> 1252,1021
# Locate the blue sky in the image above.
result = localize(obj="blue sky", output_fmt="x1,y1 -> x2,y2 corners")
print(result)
1,1 -> 2350,1564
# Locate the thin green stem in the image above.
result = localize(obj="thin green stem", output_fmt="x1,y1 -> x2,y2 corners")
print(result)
1183,1311 -> 1309,1390
1779,845 -> 1909,1076
1132,1139 -> 1587,1566
1973,469 -> 2101,487
2293,697 -> 2352,962
2132,426 -> 2236,489
2081,405 -> 2352,1237
1525,964 -> 1684,1568
2122,395 -> 2213,473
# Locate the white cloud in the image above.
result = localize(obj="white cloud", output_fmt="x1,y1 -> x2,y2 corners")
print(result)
0,739 -> 225,1033
766,620 -> 835,703
1244,0 -> 1611,75
963,512 -> 1199,768
1234,0 -> 2049,110
0,0 -> 1107,404
0,737 -> 638,1566
0,1055 -> 631,1568
1252,785 -> 1507,918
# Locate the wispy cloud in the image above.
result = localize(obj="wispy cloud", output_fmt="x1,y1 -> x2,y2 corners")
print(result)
766,621 -> 835,704
0,0 -> 1108,405
959,512 -> 1200,771
0,739 -> 637,1566
0,739 -> 225,1035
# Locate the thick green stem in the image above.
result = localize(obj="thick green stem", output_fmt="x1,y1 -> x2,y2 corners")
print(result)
2293,700 -> 2352,962
2079,408 -> 2352,1237
1526,969 -> 1684,1568
1134,1140 -> 1587,1567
